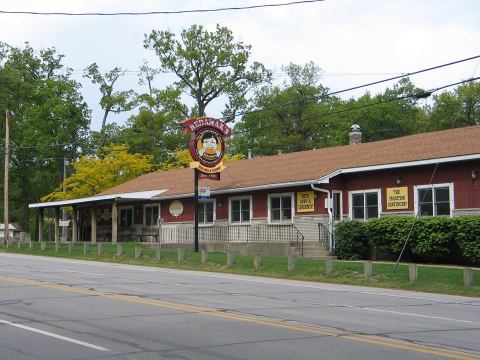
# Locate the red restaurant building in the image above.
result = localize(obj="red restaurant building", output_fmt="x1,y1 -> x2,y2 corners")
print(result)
30,125 -> 480,256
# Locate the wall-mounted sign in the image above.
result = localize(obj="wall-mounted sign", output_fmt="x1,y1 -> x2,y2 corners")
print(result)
296,191 -> 315,213
59,220 -> 70,227
169,200 -> 184,217
198,186 -> 210,200
386,187 -> 409,210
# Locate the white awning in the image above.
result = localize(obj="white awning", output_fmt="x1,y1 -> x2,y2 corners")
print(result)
29,189 -> 169,209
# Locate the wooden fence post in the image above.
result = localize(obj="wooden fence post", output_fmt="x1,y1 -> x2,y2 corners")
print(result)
364,261 -> 373,280
409,263 -> 418,283
288,255 -> 296,272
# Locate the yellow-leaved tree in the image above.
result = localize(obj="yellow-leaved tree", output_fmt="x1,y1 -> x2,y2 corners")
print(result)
42,144 -> 154,202
160,149 -> 245,171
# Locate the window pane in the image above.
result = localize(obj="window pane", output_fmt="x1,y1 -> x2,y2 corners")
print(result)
242,209 -> 250,221
420,203 -> 433,216
366,205 -> 378,219
435,187 -> 449,202
418,189 -> 432,203
366,193 -> 378,206
241,199 -> 250,211
206,210 -> 214,223
353,207 -> 364,220
232,210 -> 240,222
272,209 -> 281,221
436,202 -> 450,216
206,202 -> 214,213
146,207 -> 152,226
199,203 -> 205,223
282,196 -> 292,209
352,194 -> 364,207
153,206 -> 159,224
283,208 -> 292,220
271,197 -> 280,209
333,193 -> 341,221
232,200 -> 240,211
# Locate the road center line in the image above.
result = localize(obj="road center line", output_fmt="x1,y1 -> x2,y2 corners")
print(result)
0,274 -> 477,360
0,319 -> 110,352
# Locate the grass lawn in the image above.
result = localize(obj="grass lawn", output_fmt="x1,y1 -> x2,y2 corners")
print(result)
1,241 -> 479,297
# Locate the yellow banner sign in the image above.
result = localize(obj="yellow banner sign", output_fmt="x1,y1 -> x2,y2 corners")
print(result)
297,191 -> 315,212
386,187 -> 409,209
190,161 -> 225,174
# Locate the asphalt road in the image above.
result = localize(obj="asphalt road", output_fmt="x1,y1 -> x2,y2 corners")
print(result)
0,253 -> 479,360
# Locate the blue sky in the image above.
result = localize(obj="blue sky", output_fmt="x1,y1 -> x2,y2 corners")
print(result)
1,0 -> 479,130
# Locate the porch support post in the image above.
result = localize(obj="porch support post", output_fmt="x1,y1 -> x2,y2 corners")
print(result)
54,207 -> 60,243
91,207 -> 97,243
37,208 -> 44,242
111,201 -> 118,243
72,206 -> 78,243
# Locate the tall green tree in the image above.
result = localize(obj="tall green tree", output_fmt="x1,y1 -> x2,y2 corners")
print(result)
144,24 -> 271,119
426,81 -> 480,130
0,42 -> 90,231
231,62 -> 342,156
84,63 -> 137,131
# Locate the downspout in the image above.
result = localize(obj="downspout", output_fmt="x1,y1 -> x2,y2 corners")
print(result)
311,184 -> 334,252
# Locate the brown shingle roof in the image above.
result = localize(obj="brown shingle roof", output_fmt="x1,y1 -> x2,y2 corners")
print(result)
99,126 -> 480,197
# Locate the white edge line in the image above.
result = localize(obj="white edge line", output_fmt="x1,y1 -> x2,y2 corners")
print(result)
0,319 -> 110,351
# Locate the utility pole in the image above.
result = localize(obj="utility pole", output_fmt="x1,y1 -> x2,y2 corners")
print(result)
4,109 -> 10,245
62,157 -> 68,241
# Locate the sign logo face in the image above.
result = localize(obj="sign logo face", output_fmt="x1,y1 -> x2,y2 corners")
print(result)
194,128 -> 225,167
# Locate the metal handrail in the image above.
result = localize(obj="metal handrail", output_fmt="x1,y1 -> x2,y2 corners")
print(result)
292,224 -> 304,256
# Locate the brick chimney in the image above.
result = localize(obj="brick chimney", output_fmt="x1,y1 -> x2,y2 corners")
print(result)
349,124 -> 362,145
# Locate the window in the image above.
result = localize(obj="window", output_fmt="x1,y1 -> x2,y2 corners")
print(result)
119,206 -> 133,227
268,193 -> 293,223
349,190 -> 381,221
332,191 -> 343,221
198,200 -> 215,224
144,203 -> 160,226
229,196 -> 252,224
415,183 -> 453,216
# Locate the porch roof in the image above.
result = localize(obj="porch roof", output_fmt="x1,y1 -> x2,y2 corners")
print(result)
28,189 -> 168,209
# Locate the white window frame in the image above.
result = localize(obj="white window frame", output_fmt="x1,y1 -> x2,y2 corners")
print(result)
198,199 -> 216,226
119,205 -> 134,227
348,189 -> 382,221
332,190 -> 343,221
228,195 -> 253,225
143,203 -> 160,226
414,183 -> 454,217
268,192 -> 294,224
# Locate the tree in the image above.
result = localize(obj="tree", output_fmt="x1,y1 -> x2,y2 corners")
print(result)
337,78 -> 427,142
144,24 -> 271,120
426,81 -> 480,130
84,63 -> 137,131
0,42 -> 90,231
231,62 -> 343,156
42,144 -> 153,201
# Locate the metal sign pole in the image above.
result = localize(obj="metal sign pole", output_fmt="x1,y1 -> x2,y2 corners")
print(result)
194,168 -> 199,252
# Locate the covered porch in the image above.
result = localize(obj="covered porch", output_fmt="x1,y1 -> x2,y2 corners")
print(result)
29,190 -> 168,243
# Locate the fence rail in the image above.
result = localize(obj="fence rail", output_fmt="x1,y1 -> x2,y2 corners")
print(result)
159,224 -> 304,253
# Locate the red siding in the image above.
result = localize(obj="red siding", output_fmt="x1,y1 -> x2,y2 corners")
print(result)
330,160 -> 480,214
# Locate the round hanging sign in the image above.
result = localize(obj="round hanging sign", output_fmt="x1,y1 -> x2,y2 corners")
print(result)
192,127 -> 225,167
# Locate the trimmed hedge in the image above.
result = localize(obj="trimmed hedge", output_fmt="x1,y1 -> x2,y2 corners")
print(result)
334,216 -> 480,264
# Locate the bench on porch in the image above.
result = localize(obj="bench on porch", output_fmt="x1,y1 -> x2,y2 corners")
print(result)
118,226 -> 159,242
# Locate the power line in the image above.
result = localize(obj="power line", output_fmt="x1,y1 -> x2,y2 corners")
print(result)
0,0 -> 325,16
225,54 -> 480,121
7,76 -> 480,155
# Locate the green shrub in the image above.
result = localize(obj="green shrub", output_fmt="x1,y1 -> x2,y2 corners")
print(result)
334,221 -> 368,260
334,216 -> 480,264
454,216 -> 480,264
